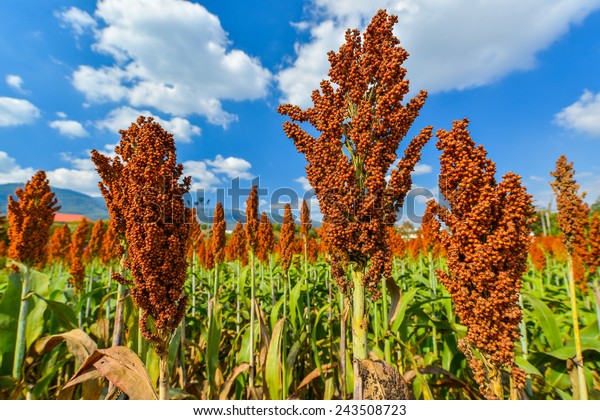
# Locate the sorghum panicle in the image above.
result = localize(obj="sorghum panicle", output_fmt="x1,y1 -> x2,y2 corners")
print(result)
278,10 -> 432,296
227,221 -> 248,265
48,224 -> 72,264
245,185 -> 259,253
84,219 -> 105,263
100,223 -> 123,265
7,170 -> 60,266
70,220 -> 89,263
209,202 -> 226,268
256,212 -> 275,263
279,203 -> 295,272
91,116 -> 192,355
300,199 -> 312,238
429,119 -> 534,397
550,155 -> 591,289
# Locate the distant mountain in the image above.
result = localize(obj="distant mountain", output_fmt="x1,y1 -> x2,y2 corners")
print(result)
0,184 -> 109,220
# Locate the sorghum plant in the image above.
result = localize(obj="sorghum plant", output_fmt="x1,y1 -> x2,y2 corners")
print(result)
256,212 -> 275,264
428,119 -> 534,399
48,224 -> 72,266
245,185 -> 260,392
227,221 -> 248,265
550,155 -> 589,399
209,202 -> 226,268
279,203 -> 295,273
83,219 -> 105,264
7,170 -> 60,380
278,10 -> 431,398
91,116 -> 192,400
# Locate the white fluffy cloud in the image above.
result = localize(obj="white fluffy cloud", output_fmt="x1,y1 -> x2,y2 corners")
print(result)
0,151 -> 35,183
56,6 -> 97,35
95,106 -> 201,142
205,154 -> 253,180
49,120 -> 89,138
411,163 -> 432,176
294,176 -> 313,192
0,151 -> 101,196
0,97 -> 40,127
278,0 -> 600,107
184,155 -> 253,192
5,75 -> 25,92
554,90 -> 600,137
68,0 -> 272,127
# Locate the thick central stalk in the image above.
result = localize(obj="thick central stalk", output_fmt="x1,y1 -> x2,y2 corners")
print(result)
567,255 -> 587,400
352,268 -> 367,399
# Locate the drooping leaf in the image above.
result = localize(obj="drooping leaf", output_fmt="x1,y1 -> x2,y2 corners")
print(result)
63,346 -> 157,400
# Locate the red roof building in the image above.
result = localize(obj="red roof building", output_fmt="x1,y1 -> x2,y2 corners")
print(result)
54,213 -> 88,223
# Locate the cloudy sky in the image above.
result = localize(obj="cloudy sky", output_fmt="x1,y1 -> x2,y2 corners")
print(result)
1,0 -> 599,220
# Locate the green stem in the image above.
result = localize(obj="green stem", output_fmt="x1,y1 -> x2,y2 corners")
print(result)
249,251 -> 256,391
567,254 -> 587,400
352,268 -> 367,400
12,265 -> 30,381
159,348 -> 170,400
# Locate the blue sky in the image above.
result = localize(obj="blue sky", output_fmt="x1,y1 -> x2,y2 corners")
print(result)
1,0 -> 600,222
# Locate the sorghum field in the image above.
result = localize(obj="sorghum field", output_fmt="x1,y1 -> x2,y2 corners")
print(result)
0,10 -> 599,401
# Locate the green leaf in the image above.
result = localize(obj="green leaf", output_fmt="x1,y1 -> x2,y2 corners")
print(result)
390,288 -> 419,333
515,355 -> 542,377
37,295 -> 78,331
206,298 -> 222,395
524,293 -> 563,351
542,337 -> 600,360
0,271 -> 21,375
264,318 -> 285,400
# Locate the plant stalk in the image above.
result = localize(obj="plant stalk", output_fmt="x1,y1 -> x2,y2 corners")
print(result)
12,265 -> 31,381
159,348 -> 170,400
567,254 -> 587,400
249,251 -> 256,392
352,268 -> 367,400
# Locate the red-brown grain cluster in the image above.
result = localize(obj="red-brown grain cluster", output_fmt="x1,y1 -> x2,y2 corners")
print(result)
300,199 -> 312,238
91,116 -> 191,355
245,185 -> 259,254
227,221 -> 248,265
279,203 -> 295,272
256,212 -> 275,263
100,223 -> 123,265
278,10 -> 431,296
428,119 -> 534,398
7,170 -> 60,266
84,219 -> 105,263
209,202 -> 226,268
550,155 -> 590,289
529,237 -> 547,272
48,224 -> 72,264
587,214 -> 600,274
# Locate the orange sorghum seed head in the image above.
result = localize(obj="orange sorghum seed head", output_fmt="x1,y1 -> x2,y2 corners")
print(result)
256,211 -> 275,263
208,202 -> 226,267
7,170 -> 61,266
91,116 -> 191,355
69,256 -> 86,295
300,199 -> 312,238
550,156 -> 589,256
529,237 -> 547,272
429,119 -> 534,397
278,10 -> 432,296
83,219 -> 105,264
48,224 -> 72,264
279,203 -> 295,272
100,222 -> 123,265
227,221 -> 248,265
245,185 -> 259,253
